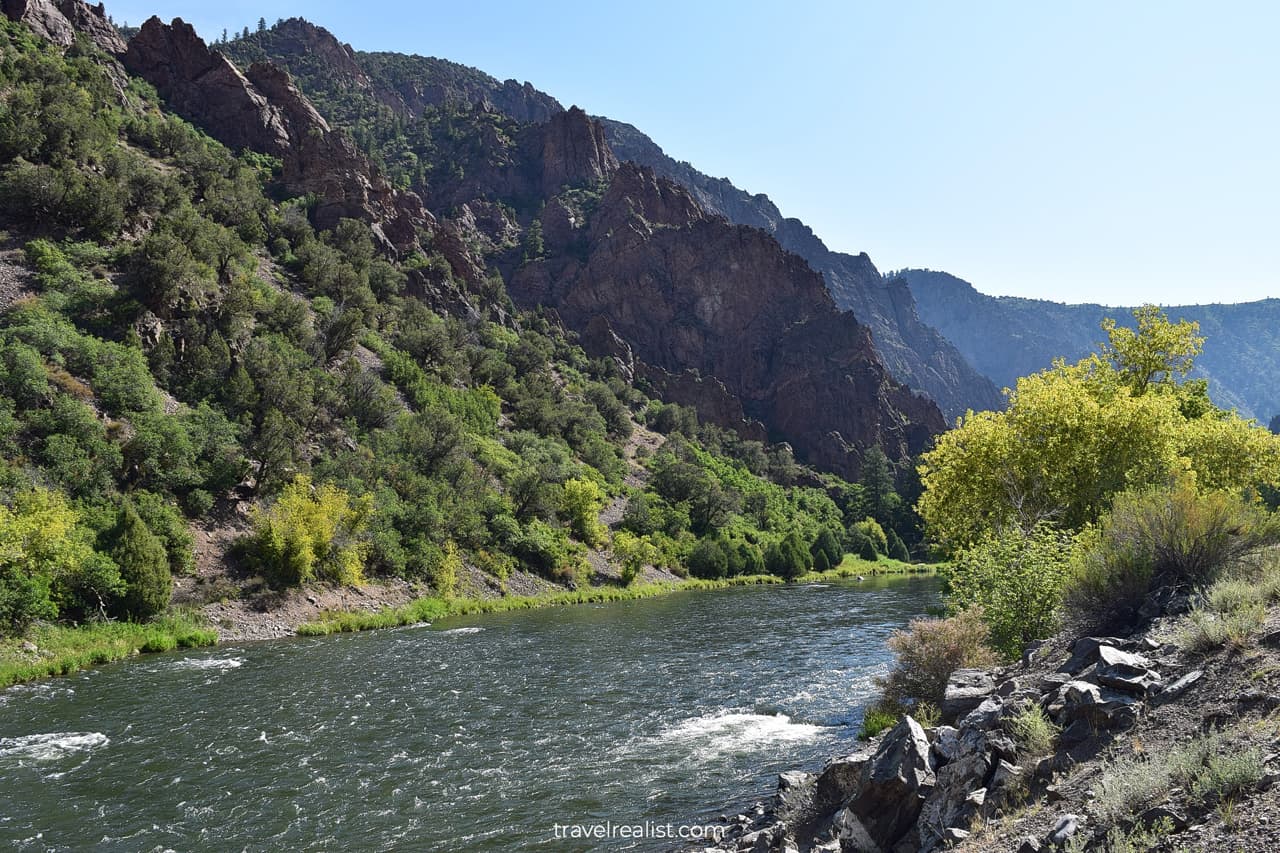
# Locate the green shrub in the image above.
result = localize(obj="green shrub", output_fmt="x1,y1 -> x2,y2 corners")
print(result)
687,537 -> 730,579
1007,704 -> 1059,757
811,527 -> 843,566
1097,728 -> 1263,822
878,608 -> 998,707
764,532 -> 811,580
857,703 -> 901,741
106,500 -> 172,620
887,529 -> 911,562
247,475 -> 372,587
560,477 -> 606,547
1069,477 -> 1280,621
855,517 -> 889,555
1178,601 -> 1265,653
947,522 -> 1073,660
611,530 -> 655,585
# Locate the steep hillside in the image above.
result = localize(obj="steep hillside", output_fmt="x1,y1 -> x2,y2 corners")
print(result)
906,268 -> 1280,422
0,3 -> 939,654
219,18 -> 946,478
221,18 -> 997,421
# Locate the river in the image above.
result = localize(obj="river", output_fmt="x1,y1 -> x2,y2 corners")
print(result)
0,575 -> 939,851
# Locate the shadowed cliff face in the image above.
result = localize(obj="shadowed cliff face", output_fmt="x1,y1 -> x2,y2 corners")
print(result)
511,163 -> 945,477
121,17 -> 430,253
599,119 -> 1002,421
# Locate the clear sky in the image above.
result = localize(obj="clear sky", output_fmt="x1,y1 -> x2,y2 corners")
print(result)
104,1 -> 1278,306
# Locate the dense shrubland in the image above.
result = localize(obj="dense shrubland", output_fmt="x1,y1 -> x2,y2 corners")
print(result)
0,19 -> 923,646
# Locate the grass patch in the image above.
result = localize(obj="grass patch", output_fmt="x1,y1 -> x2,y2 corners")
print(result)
820,554 -> 932,579
1095,728 -> 1264,822
0,614 -> 217,688
1007,704 -> 1059,757
857,703 -> 901,740
295,574 -> 788,636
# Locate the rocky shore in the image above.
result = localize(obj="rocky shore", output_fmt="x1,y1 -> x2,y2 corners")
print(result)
697,588 -> 1280,852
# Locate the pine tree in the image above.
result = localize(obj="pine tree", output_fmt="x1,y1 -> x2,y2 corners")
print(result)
887,529 -> 911,562
109,501 -> 172,620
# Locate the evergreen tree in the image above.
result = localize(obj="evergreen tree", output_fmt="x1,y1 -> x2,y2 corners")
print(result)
257,17 -> 267,32
859,447 -> 900,527
811,527 -> 843,567
887,529 -> 911,562
108,501 -> 172,620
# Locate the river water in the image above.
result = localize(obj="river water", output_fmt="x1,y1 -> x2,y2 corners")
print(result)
0,575 -> 939,851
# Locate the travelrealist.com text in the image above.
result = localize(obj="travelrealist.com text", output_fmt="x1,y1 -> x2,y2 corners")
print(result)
551,821 -> 727,841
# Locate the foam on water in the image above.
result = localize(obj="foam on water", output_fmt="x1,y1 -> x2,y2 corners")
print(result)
437,626 -> 483,636
167,657 -> 244,672
632,710 -> 825,763
0,732 -> 109,761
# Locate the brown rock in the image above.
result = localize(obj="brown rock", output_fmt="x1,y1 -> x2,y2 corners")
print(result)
510,161 -> 945,477
536,106 -> 617,194
124,18 -> 292,156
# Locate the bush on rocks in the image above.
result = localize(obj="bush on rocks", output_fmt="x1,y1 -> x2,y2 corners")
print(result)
879,607 -> 998,708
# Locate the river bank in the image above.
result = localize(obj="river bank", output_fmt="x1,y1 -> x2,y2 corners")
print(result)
0,615 -> 216,689
695,582 -> 1280,853
0,557 -> 932,690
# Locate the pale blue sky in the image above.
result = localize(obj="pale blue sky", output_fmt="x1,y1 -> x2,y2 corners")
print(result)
106,1 -> 1278,305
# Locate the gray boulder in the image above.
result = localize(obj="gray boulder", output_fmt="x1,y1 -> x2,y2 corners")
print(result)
814,749 -> 873,812
941,669 -> 996,723
1095,661 -> 1162,696
1062,680 -> 1143,728
846,716 -> 936,850
1059,637 -> 1129,674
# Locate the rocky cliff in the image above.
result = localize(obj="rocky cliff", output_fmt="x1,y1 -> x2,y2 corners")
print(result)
905,268 -> 1280,422
217,18 -> 994,421
510,161 -> 945,477
121,17 -> 429,253
2,0 -> 123,53
115,16 -> 946,476
599,120 -> 1003,421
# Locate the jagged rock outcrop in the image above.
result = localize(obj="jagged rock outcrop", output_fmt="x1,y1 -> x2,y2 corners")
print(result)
244,61 -> 430,247
3,0 -> 124,55
3,0 -> 75,46
54,0 -> 122,53
123,17 -> 292,156
511,162 -> 945,477
537,105 -> 617,194
120,17 -> 428,252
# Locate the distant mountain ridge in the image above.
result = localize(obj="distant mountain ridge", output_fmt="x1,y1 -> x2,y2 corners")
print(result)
904,268 -> 1280,422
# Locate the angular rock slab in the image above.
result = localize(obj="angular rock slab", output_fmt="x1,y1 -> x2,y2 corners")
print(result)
847,716 -> 936,851
942,668 -> 996,723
